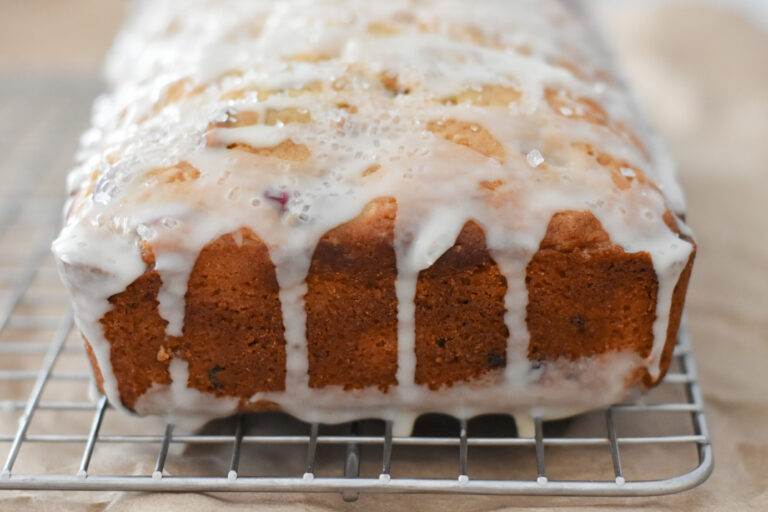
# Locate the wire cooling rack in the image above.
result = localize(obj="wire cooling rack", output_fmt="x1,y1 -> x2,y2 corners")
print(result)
0,75 -> 713,501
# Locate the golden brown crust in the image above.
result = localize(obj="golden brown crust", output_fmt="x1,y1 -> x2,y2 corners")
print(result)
538,210 -> 612,251
181,228 -> 286,401
87,205 -> 694,410
305,198 -> 399,391
426,119 -> 506,162
101,268 -> 170,410
415,221 -> 509,389
97,229 -> 286,411
526,211 -> 658,362
526,210 -> 695,389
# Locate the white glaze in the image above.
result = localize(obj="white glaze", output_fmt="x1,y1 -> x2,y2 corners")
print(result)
53,0 -> 694,432
135,359 -> 239,431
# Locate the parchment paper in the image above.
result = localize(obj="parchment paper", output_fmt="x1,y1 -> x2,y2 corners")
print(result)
1,1 -> 766,509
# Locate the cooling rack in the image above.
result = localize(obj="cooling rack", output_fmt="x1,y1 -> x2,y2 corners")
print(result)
0,75 -> 712,501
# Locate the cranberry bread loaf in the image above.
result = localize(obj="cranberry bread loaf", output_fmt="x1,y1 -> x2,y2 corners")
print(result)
53,0 -> 695,432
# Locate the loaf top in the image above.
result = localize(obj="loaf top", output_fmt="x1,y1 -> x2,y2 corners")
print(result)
54,0 -> 694,400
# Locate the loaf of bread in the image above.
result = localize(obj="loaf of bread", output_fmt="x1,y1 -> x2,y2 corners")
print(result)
53,0 -> 695,433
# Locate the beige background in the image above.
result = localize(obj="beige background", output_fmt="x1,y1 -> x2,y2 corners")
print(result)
0,0 -> 767,510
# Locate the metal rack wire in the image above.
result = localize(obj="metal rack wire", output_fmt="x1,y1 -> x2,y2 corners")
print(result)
0,75 -> 713,500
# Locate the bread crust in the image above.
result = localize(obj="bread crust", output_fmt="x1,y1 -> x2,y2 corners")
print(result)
306,197 -> 399,391
90,205 -> 694,411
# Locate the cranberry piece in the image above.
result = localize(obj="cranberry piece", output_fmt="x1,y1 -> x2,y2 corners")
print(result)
264,190 -> 290,213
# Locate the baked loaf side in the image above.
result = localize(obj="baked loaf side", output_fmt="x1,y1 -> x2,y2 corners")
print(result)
54,0 -> 695,431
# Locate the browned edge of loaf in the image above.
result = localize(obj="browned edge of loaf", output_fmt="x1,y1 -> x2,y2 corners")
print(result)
526,210 -> 695,388
83,202 -> 695,411
305,197 -> 399,391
